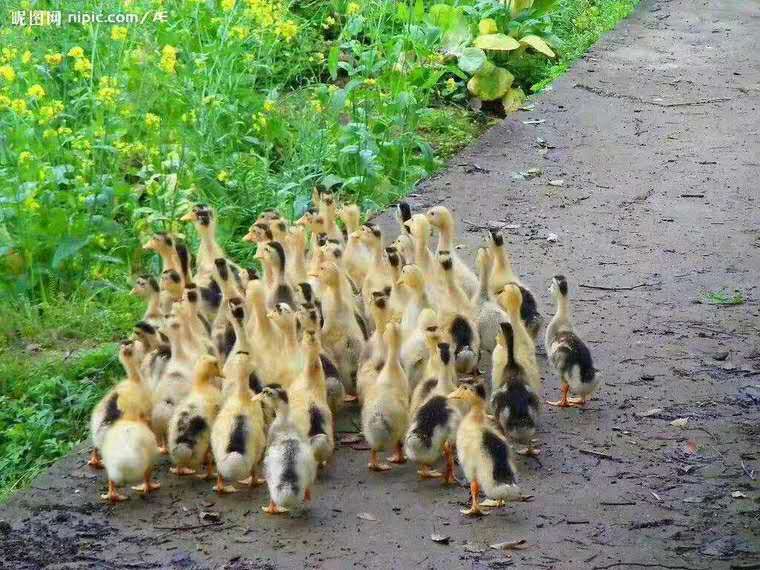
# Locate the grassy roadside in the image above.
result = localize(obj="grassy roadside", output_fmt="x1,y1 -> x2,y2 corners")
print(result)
0,0 -> 639,502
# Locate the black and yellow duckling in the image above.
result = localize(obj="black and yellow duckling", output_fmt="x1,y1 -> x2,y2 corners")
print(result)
545,275 -> 600,407
491,323 -> 541,456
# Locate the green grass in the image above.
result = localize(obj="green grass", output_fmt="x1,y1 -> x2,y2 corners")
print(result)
0,0 -> 639,501
704,289 -> 745,306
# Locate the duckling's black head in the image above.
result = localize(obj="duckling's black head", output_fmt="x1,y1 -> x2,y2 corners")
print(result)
186,289 -> 199,304
194,204 -> 213,226
214,258 -> 229,280
554,275 -> 568,296
299,282 -> 315,302
263,384 -> 289,404
439,255 -> 453,271
134,321 -> 156,336
437,342 -> 451,365
163,269 -> 181,284
489,229 -> 504,246
255,222 -> 273,241
140,275 -> 159,292
247,268 -> 259,281
268,241 -> 286,271
398,202 -> 412,231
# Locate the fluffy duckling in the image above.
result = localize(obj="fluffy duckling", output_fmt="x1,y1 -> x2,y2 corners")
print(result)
400,308 -> 440,392
100,407 -> 160,503
338,203 -> 370,286
131,275 -> 162,328
361,322 -> 409,471
245,280 -> 285,384
408,336 -> 451,418
426,206 -> 478,298
356,292 -> 393,403
448,381 -> 521,516
168,355 -> 223,477
405,342 -> 461,483
491,323 -> 541,456
487,230 -> 543,340
221,299 -> 254,393
210,354 -> 266,493
267,303 -> 303,390
496,284 -> 541,393
545,275 -> 599,407
255,241 -> 296,310
159,269 -> 183,315
133,321 -> 170,392
243,220 -> 273,246
396,264 -> 433,343
143,233 -> 189,286
358,224 -> 394,314
312,261 -> 366,399
474,248 -> 508,356
88,340 -> 152,469
261,386 -> 318,515
438,253 -> 480,374
288,330 -> 335,466
318,191 -> 343,243
284,225 -> 309,286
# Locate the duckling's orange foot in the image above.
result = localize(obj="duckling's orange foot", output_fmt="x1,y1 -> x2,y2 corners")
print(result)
262,501 -> 288,514
238,476 -> 266,488
417,467 -> 443,479
87,450 -> 103,469
214,475 -> 237,494
517,446 -> 541,457
132,480 -> 161,494
387,445 -> 406,464
460,506 -> 487,517
567,397 -> 587,407
368,462 -> 392,472
158,446 -> 169,455
170,466 -> 196,476
101,481 -> 128,503
343,394 -> 358,403
545,398 -> 573,407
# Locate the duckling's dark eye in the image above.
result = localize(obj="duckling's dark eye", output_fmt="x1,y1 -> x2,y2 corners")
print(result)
426,326 -> 437,332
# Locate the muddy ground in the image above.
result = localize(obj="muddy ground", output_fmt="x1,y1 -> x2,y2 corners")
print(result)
2,0 -> 759,568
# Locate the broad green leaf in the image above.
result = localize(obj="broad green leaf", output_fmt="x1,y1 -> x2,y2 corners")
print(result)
457,47 -> 487,74
530,0 -> 560,17
519,35 -> 556,58
502,87 -> 526,112
52,237 -> 90,269
467,66 -> 514,101
414,0 -> 425,22
508,0 -> 534,18
473,33 -> 521,51
478,19 -> 498,35
328,46 -> 340,80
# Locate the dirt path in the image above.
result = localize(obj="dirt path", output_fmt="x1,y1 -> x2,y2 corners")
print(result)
2,1 -> 759,568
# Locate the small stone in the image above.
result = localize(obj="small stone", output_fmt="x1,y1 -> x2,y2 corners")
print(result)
712,351 -> 729,361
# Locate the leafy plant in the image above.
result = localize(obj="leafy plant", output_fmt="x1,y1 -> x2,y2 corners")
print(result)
704,289 -> 745,306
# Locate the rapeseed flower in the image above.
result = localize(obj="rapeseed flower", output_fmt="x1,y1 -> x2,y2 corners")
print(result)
145,113 -> 161,129
216,170 -> 230,183
275,20 -> 298,42
18,151 -> 34,165
67,46 -> 85,58
0,65 -> 16,82
11,99 -> 28,114
21,51 -> 33,64
111,26 -> 128,41
346,2 -> 360,16
263,100 -> 275,112
27,84 -> 45,99
222,0 -> 236,11
74,57 -> 93,76
160,45 -> 177,74
45,53 -> 64,66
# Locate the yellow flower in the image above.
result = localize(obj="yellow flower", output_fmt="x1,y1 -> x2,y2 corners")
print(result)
0,65 -> 16,82
42,128 -> 57,139
145,112 -> 161,129
37,100 -> 64,124
231,25 -> 250,40
74,57 -> 93,77
323,15 -> 336,29
160,45 -> 178,74
181,110 -> 197,124
364,78 -> 376,87
445,77 -> 457,92
346,2 -> 360,16
311,52 -> 325,63
216,170 -> 230,183
18,151 -> 34,165
275,20 -> 298,42
111,26 -> 128,41
24,197 -> 41,212
96,76 -> 120,106
221,0 -> 236,11
10,99 -> 27,114
252,112 -> 267,130
94,234 -> 107,248
45,53 -> 64,66
67,46 -> 85,58
0,94 -> 10,108
27,84 -> 45,99
1,48 -> 18,63
263,100 -> 275,113
310,99 -> 324,113
21,51 -> 32,64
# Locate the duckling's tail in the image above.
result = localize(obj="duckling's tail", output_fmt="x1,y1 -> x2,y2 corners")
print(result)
309,434 -> 333,463
171,442 -> 193,465
217,452 -> 248,481
404,431 -> 438,465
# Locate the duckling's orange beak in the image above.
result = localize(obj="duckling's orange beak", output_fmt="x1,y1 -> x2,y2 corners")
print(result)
251,393 -> 264,402
243,231 -> 257,243
447,386 -> 466,400
130,287 -> 138,295
180,211 -> 195,222
142,240 -> 155,251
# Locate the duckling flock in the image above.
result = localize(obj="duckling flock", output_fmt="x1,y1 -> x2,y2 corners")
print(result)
89,191 -> 600,516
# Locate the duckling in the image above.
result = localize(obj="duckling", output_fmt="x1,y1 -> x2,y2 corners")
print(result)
131,275 -> 162,328
491,323 -> 541,456
288,330 -> 335,466
245,280 -> 284,385
210,258 -> 242,364
318,191 -> 343,243
384,246 -> 408,315
473,248 -> 508,356
182,284 -> 214,350
438,252 -> 480,374
88,340 -> 152,469
358,224 -> 394,315
487,230 -> 543,340
167,355 -> 223,477
426,206 -> 479,298
405,342 -> 461,483
267,303 -> 303,390
400,308 -> 439,391
408,335 -> 454,417
404,214 -> 437,282
210,354 -> 266,493
448,381 -> 521,516
261,386 -> 318,515
221,298 -> 255,392
296,208 -> 328,252
284,225 -> 309,286
159,269 -> 184,315
361,322 -> 409,471
150,313 -> 195,453
100,407 -> 160,503
356,292 -> 393,403
255,241 -> 296,310
312,261 -> 366,399
396,264 -> 433,344
243,220 -> 273,246
338,203 -> 370,286
545,275 -> 599,407
496,284 -> 541,393
143,233 -> 186,286
182,204 -> 247,291
132,321 -> 170,392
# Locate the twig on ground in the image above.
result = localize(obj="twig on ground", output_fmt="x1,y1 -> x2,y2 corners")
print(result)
579,283 -> 649,291
741,461 -> 755,480
571,446 -> 625,463
593,564 -> 706,570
